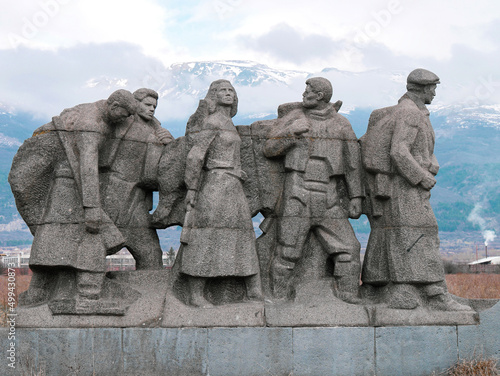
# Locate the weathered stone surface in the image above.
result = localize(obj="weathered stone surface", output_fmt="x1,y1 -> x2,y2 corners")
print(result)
160,79 -> 263,309
162,288 -> 265,327
122,328 -> 208,376
375,326 -> 458,376
207,327 -> 292,376
293,327 -> 375,375
2,302 -> 500,376
265,279 -> 370,327
369,306 -> 478,327
99,88 -> 172,271
263,77 -> 364,305
17,270 -> 170,328
458,300 -> 500,359
9,89 -> 154,315
361,69 -> 472,312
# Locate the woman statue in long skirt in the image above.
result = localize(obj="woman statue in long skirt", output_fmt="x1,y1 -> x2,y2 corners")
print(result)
180,79 -> 263,307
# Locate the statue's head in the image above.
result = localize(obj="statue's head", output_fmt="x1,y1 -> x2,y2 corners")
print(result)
302,77 -> 333,109
133,88 -> 159,121
106,90 -> 136,124
204,79 -> 238,117
406,68 -> 440,105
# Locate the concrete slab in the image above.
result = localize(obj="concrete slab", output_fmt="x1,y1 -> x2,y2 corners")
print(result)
293,327 -> 375,376
207,327 -> 293,376
458,300 -> 500,359
375,326 -> 458,376
370,305 -> 479,327
122,328 -> 208,376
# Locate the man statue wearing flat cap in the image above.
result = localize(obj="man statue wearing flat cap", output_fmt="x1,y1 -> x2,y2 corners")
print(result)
360,69 -> 471,311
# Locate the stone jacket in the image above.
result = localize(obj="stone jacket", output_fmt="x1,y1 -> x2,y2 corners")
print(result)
263,102 -> 363,200
390,93 -> 440,186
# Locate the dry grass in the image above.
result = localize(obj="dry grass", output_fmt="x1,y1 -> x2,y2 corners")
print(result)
446,274 -> 500,299
447,356 -> 499,375
0,274 -> 31,326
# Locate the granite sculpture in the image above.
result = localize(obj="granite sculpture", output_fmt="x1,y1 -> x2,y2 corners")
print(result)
360,68 -> 472,311
99,88 -> 173,270
9,72 -> 479,326
263,77 -> 364,303
9,90 -> 140,315
176,79 -> 263,308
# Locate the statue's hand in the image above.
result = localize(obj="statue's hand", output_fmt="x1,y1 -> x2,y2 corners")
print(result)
185,189 -> 197,208
289,119 -> 309,136
420,174 -> 436,190
348,198 -> 363,219
156,128 -> 174,144
84,207 -> 101,234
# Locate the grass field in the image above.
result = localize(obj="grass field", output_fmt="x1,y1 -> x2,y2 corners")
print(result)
446,274 -> 500,299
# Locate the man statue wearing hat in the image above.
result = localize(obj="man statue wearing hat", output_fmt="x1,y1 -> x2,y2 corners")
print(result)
360,69 -> 471,311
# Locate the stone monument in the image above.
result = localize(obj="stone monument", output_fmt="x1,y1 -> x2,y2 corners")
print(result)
9,72 -> 480,328
360,68 -> 471,313
9,90 -> 139,315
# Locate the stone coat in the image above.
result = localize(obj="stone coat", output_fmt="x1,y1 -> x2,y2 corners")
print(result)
21,101 -> 124,272
180,112 -> 259,278
362,94 -> 445,285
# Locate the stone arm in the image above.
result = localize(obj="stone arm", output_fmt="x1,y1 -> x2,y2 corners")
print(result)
263,117 -> 309,158
343,139 -> 364,200
343,131 -> 364,219
76,131 -> 103,233
390,120 -> 435,188
429,153 -> 439,175
151,117 -> 174,144
184,131 -> 216,206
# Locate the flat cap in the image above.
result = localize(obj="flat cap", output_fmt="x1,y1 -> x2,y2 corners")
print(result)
407,68 -> 440,85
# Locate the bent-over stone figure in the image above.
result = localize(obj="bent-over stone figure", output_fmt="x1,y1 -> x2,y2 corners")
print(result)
9,90 -> 138,314
179,79 -> 263,307
263,77 -> 364,303
100,88 -> 173,270
361,69 -> 471,311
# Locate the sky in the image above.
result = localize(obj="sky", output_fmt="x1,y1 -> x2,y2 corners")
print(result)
1,0 -> 500,122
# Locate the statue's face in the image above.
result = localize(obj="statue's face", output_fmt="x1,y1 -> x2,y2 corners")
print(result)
423,84 -> 437,104
216,83 -> 235,106
108,103 -> 131,124
302,84 -> 321,108
137,96 -> 157,121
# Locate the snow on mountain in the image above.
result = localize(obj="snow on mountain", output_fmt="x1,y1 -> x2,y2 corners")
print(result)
159,60 -> 308,100
431,104 -> 500,130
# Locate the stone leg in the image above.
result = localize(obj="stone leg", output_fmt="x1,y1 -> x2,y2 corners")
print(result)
124,227 -> 164,270
271,255 -> 296,299
314,219 -> 362,303
423,282 -> 472,311
388,283 -> 420,309
188,276 -> 213,308
332,253 -> 362,304
245,273 -> 263,301
271,216 -> 310,298
18,267 -> 56,306
77,271 -> 105,300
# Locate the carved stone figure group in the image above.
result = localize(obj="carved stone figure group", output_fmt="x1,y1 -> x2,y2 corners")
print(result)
9,68 -> 472,315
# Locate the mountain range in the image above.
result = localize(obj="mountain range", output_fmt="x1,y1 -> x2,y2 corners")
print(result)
0,60 -> 498,250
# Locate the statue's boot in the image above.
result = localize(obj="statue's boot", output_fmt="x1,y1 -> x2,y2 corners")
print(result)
334,255 -> 362,304
188,277 -> 213,308
388,283 -> 420,310
18,269 -> 56,307
424,283 -> 472,311
245,274 -> 263,301
270,258 -> 295,299
77,271 -> 105,300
